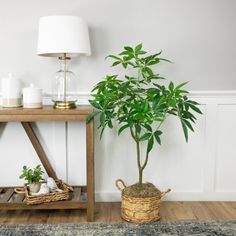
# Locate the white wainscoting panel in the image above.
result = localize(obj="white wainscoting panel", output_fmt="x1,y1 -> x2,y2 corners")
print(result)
1,91 -> 236,201
215,104 -> 236,193
67,122 -> 86,186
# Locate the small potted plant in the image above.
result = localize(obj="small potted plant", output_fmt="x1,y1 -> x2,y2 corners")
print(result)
87,44 -> 202,223
19,165 -> 44,194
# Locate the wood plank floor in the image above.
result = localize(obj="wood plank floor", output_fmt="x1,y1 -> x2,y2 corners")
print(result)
0,202 -> 236,224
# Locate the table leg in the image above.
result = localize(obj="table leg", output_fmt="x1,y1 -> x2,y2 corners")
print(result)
21,122 -> 57,179
86,119 -> 94,221
0,122 -> 7,138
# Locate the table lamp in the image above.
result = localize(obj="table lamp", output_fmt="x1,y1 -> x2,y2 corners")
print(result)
37,15 -> 91,109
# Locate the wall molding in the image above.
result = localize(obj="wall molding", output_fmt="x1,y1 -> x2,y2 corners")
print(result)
1,90 -> 236,107
188,90 -> 236,98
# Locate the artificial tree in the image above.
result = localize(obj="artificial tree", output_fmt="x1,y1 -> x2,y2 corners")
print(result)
87,44 -> 202,187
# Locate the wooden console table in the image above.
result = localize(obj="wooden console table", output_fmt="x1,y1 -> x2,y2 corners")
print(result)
0,106 -> 95,221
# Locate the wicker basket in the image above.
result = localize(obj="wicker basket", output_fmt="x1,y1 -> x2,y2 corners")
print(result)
116,179 -> 171,223
15,180 -> 73,205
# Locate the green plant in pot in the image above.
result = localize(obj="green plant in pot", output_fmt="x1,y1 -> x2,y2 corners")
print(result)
19,165 -> 44,194
86,44 -> 202,223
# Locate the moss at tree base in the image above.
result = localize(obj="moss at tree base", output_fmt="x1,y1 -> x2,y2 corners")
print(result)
122,182 -> 161,198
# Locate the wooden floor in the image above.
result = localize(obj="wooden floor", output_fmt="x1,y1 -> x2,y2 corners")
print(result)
0,202 -> 236,224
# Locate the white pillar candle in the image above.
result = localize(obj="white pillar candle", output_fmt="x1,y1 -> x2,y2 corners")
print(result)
23,83 -> 43,109
1,73 -> 22,107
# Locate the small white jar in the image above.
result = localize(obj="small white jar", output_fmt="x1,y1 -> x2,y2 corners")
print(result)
1,73 -> 22,107
23,84 -> 42,109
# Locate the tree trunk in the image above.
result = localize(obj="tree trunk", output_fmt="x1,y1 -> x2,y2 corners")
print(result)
136,139 -> 143,185
139,168 -> 143,185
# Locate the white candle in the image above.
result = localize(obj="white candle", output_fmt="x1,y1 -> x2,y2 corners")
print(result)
23,83 -> 42,109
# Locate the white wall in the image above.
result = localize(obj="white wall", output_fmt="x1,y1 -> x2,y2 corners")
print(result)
0,0 -> 236,201
0,0 -> 236,91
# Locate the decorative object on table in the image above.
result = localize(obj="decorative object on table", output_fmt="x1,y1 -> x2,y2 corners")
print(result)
22,83 -> 42,108
19,165 -> 44,194
15,179 -> 73,205
37,15 -> 91,109
31,178 -> 63,195
1,73 -> 22,108
17,165 -> 73,204
31,183 -> 50,196
47,177 -> 63,193
87,44 -> 202,223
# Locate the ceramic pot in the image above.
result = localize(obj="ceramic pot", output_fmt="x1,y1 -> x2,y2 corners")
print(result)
28,182 -> 41,194
1,73 -> 22,107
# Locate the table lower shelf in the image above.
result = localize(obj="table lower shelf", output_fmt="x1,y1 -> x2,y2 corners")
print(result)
0,186 -> 88,210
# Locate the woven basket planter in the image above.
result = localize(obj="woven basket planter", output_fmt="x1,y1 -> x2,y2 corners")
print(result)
15,180 -> 73,205
116,179 -> 171,223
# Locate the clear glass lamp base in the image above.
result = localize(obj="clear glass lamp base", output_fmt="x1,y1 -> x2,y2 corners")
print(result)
53,100 -> 77,109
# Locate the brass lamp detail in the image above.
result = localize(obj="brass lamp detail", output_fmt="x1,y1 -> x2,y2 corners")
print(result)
53,54 -> 77,109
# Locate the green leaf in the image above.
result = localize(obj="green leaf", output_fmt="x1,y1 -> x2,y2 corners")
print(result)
145,67 -> 154,76
118,124 -> 130,135
143,124 -> 152,132
86,111 -> 100,124
100,126 -> 106,139
139,133 -> 152,141
89,100 -> 102,110
112,61 -> 121,67
122,63 -> 128,68
159,58 -> 172,63
135,43 -> 142,53
189,104 -> 202,114
138,50 -> 147,55
135,124 -> 141,134
106,55 -> 121,60
147,136 -> 154,153
154,130 -> 162,145
182,111 -> 196,120
181,121 -> 188,142
183,119 -> 194,132
100,112 -> 106,126
148,59 -> 160,65
108,120 -> 113,128
124,46 -> 133,52
143,100 -> 149,112
174,82 -> 189,91
178,90 -> 189,94
119,51 -> 132,56
169,99 -> 176,107
187,100 -> 199,105
169,81 -> 174,91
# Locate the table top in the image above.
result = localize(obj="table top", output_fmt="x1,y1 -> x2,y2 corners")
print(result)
0,105 -> 94,122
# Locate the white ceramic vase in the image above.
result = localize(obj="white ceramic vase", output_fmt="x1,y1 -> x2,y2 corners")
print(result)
1,73 -> 22,107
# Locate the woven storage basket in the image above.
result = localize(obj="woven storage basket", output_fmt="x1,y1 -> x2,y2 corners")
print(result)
15,180 -> 73,205
116,179 -> 171,223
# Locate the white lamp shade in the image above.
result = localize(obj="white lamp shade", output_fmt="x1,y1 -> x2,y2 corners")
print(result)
37,15 -> 91,57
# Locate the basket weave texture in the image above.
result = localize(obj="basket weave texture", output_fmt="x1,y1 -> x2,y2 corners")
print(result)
116,179 -> 170,224
15,180 -> 73,205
